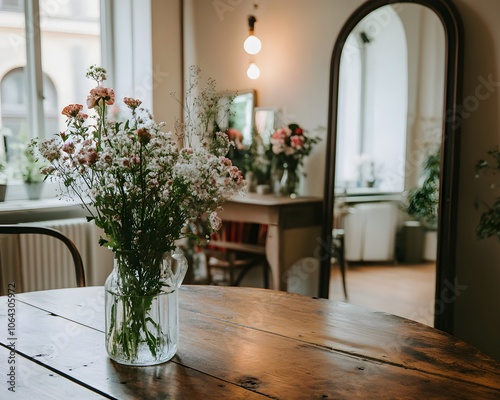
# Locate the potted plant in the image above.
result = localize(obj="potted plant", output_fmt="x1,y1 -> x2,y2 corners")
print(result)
21,143 -> 45,200
401,147 -> 440,262
475,147 -> 500,241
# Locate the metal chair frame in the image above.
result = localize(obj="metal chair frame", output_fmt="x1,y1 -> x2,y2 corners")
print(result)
0,224 -> 86,287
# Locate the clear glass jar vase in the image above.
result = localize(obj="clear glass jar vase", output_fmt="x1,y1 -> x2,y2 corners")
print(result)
104,248 -> 187,366
278,162 -> 300,197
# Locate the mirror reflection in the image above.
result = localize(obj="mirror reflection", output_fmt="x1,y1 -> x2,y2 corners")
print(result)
331,3 -> 447,325
215,89 -> 256,176
254,107 -> 276,147
218,90 -> 255,148
336,4 -> 444,195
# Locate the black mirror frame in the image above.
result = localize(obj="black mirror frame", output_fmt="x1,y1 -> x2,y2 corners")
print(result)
320,0 -> 463,334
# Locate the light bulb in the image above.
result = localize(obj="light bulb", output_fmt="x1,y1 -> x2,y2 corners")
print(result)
243,35 -> 262,55
247,63 -> 260,80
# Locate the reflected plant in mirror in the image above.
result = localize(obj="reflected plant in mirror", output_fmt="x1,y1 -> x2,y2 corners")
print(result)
401,146 -> 440,229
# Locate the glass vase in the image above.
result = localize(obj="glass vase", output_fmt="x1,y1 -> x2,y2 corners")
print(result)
278,163 -> 300,197
104,248 -> 188,366
25,182 -> 44,200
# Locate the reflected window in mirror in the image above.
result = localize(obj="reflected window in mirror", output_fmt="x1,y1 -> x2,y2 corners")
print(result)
336,5 -> 444,194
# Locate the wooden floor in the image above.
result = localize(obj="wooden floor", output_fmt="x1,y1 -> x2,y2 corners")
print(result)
207,254 -> 436,327
329,261 -> 436,326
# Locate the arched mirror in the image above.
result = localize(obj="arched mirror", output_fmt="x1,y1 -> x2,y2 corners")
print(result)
320,0 -> 463,334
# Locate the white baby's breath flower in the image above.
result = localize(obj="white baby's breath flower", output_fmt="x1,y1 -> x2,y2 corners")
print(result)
37,65 -> 246,264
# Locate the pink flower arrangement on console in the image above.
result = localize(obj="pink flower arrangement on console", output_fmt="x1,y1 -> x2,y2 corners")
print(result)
271,123 -> 320,171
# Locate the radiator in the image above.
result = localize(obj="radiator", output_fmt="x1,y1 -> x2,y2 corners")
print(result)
344,202 -> 398,262
0,218 -> 114,294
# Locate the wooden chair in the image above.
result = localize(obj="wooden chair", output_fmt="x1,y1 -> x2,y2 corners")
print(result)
331,228 -> 348,299
204,241 -> 269,288
332,194 -> 351,300
0,224 -> 86,288
204,238 -> 269,288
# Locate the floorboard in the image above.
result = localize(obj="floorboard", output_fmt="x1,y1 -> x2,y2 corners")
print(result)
206,253 -> 436,327
329,261 -> 436,326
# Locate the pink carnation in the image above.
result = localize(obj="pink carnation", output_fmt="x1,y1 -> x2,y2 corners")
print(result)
61,104 -> 83,118
124,97 -> 142,110
87,86 -> 115,109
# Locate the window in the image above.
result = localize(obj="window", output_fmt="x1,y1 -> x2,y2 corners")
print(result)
0,0 -> 103,183
0,0 -> 23,12
1,68 -> 57,162
336,7 -> 408,193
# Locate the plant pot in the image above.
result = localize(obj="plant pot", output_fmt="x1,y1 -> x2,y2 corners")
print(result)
401,221 -> 425,263
0,184 -> 6,202
104,248 -> 188,366
25,182 -> 44,200
423,230 -> 437,261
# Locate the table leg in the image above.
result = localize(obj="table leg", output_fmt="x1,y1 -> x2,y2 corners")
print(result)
265,225 -> 283,291
266,225 -> 323,293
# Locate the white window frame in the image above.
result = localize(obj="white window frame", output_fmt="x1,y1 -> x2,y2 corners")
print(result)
22,0 -> 112,139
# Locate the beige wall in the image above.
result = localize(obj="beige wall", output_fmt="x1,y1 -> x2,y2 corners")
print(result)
182,0 -> 366,196
453,0 -> 500,362
152,0 -> 500,361
151,0 -> 183,130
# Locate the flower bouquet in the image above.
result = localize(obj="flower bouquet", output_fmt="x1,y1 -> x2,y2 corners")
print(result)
270,123 -> 320,196
37,65 -> 246,365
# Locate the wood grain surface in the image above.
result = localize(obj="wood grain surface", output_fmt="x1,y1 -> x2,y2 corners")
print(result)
1,285 -> 498,399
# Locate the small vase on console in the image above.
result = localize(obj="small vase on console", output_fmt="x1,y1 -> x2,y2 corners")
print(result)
278,162 -> 300,197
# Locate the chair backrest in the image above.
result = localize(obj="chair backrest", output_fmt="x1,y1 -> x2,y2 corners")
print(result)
0,224 -> 86,288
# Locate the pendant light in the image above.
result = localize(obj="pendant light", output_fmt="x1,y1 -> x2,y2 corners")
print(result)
247,63 -> 260,80
243,15 -> 261,55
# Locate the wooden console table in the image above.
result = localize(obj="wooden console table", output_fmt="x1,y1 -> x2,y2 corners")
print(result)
218,193 -> 323,292
1,286 -> 499,398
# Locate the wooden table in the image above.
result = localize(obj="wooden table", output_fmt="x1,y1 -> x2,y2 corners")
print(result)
1,286 -> 499,399
219,193 -> 323,293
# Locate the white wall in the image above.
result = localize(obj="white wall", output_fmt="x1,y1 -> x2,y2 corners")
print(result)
150,0 -> 500,361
